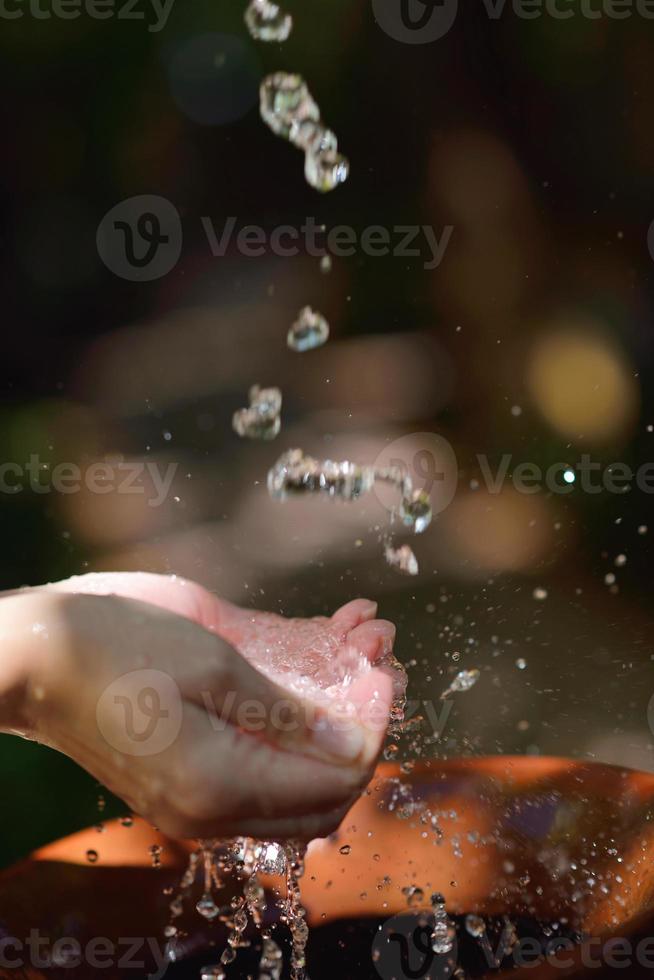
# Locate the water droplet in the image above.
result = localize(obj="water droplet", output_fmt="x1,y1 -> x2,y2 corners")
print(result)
399,489 -> 432,534
201,968 -> 226,980
430,893 -> 455,955
305,146 -> 350,193
516,658 -> 527,670
259,72 -> 348,191
442,668 -> 480,698
256,842 -> 287,876
615,553 -> 627,567
533,587 -> 548,601
86,849 -> 98,864
384,543 -> 419,576
465,914 -> 486,938
196,894 -> 221,920
233,385 -> 282,440
268,449 -> 374,501
244,0 -> 292,41
287,306 -> 330,352
258,937 -> 283,979
339,844 -> 351,855
402,885 -> 425,908
260,72 -> 319,140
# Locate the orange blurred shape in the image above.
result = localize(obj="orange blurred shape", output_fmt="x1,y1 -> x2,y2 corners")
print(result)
527,320 -> 639,443
439,488 -> 555,575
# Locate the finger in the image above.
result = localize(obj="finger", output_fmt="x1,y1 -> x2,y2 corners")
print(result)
330,598 -> 378,630
346,669 -> 395,768
169,710 -> 366,833
346,620 -> 396,663
142,605 -> 368,769
221,802 -> 353,843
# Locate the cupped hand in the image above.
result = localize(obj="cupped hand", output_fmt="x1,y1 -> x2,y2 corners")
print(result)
0,573 -> 404,842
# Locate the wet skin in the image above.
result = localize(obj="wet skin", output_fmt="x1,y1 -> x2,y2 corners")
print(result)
0,572 -> 402,842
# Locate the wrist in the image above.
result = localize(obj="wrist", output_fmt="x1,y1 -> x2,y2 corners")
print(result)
0,592 -> 62,735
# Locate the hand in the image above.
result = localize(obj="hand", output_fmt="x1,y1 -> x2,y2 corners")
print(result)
0,573 -> 403,842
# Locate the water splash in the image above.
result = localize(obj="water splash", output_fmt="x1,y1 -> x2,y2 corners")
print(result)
170,838 -> 308,980
430,891 -> 456,954
268,449 -> 374,502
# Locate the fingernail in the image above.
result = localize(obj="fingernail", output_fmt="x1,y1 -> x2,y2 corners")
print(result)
365,621 -> 396,654
311,717 -> 365,763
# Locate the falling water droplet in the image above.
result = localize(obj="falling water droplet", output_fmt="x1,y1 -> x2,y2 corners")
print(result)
402,885 -> 425,908
233,385 -> 282,441
201,967 -> 226,980
430,892 -> 455,954
260,73 -> 319,140
258,937 -> 283,980
384,543 -> 419,576
259,73 -> 349,192
399,489 -> 432,534
244,0 -> 292,41
305,146 -> 350,193
287,306 -> 330,352
268,449 -> 375,501
257,842 -> 287,876
441,668 -> 480,699
196,893 -> 221,920
465,914 -> 486,938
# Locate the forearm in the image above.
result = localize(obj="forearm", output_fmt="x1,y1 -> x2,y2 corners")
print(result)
0,592 -> 51,735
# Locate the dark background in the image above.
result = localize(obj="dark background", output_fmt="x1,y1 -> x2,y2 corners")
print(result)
1,0 -> 654,868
